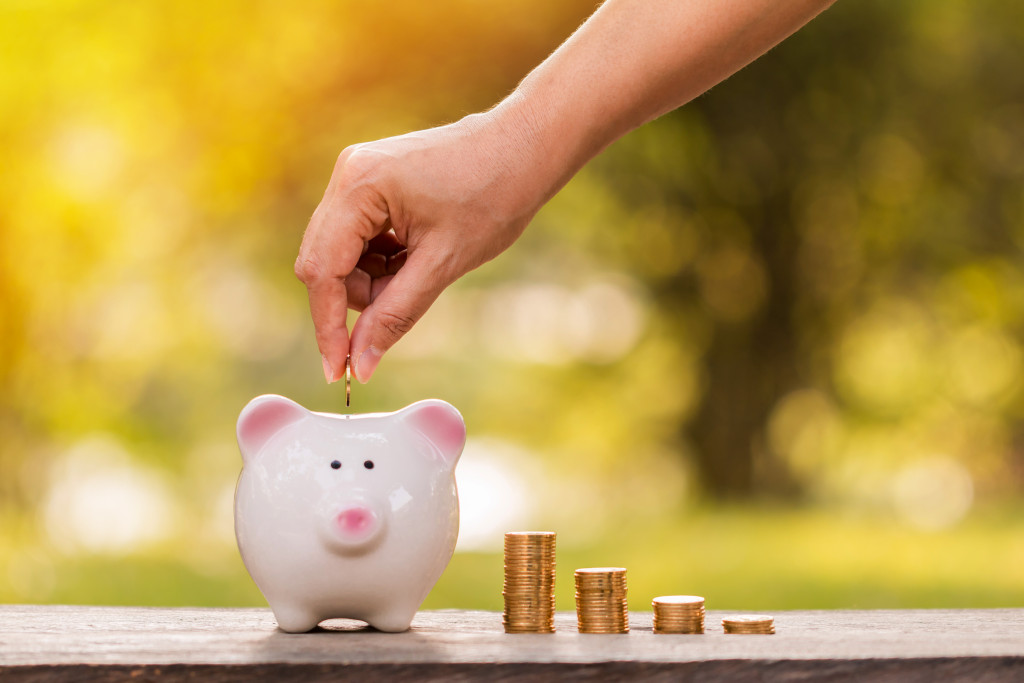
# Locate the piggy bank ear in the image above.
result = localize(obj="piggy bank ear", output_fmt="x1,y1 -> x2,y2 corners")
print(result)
237,394 -> 309,462
398,399 -> 466,467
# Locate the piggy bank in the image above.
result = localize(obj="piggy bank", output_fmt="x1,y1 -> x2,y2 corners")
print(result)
234,394 -> 465,633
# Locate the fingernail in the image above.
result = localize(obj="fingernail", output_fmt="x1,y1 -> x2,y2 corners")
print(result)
322,354 -> 336,384
355,346 -> 382,384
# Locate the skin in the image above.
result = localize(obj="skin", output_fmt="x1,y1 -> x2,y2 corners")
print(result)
296,0 -> 838,384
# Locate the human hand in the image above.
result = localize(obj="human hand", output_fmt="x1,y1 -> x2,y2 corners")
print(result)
295,110 -> 547,384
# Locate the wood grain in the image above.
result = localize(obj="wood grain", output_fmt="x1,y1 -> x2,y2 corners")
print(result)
2,606 -> 1024,681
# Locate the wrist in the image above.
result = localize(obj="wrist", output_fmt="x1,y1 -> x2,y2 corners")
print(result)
467,91 -> 581,218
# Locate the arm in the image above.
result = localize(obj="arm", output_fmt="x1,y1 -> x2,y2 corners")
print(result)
296,0 -> 836,384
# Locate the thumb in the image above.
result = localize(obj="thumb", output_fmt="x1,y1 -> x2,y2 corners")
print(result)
348,251 -> 450,383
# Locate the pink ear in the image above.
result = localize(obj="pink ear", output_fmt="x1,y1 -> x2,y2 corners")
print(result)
400,399 -> 466,467
236,394 -> 309,461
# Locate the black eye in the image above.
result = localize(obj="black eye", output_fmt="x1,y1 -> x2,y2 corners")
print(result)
330,460 -> 341,470
363,460 -> 374,470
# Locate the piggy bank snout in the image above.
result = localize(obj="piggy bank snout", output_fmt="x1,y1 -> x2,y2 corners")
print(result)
336,505 -> 380,541
320,499 -> 387,553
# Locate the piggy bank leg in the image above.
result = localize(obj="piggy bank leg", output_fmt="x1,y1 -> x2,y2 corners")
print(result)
365,608 -> 416,633
272,604 -> 322,633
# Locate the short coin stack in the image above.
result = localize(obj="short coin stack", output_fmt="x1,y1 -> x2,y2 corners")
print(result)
502,531 -> 556,633
652,595 -> 705,634
575,567 -> 629,633
722,615 -> 775,634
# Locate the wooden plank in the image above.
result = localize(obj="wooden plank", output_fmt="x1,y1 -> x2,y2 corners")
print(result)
2,606 -> 1024,681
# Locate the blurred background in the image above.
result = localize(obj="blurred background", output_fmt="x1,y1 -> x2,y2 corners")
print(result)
3,0 -> 1024,612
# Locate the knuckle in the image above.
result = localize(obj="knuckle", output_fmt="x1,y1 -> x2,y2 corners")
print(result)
336,144 -> 376,176
336,144 -> 359,166
294,255 -> 322,283
376,309 -> 417,341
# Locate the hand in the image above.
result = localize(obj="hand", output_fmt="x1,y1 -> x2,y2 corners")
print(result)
295,112 -> 545,384
297,0 -> 835,385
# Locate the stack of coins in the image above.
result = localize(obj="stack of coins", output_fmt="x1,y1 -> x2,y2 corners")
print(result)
575,567 -> 629,633
503,531 -> 556,633
722,615 -> 775,634
652,595 -> 705,634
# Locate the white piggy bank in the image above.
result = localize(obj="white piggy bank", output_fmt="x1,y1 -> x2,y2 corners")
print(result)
234,394 -> 465,633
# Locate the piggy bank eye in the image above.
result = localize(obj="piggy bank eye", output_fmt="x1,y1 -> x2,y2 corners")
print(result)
363,460 -> 374,470
330,460 -> 341,470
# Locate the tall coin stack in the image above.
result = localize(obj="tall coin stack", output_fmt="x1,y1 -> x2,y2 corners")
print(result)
722,615 -> 775,634
575,567 -> 629,633
652,595 -> 705,634
503,531 -> 556,633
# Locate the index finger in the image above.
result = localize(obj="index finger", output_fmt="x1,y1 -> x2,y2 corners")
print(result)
295,200 -> 383,382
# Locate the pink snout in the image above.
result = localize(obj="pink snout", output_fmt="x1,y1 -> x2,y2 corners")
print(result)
334,505 -> 381,544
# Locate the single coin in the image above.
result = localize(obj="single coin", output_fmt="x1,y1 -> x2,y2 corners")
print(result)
723,615 -> 773,625
653,595 -> 704,606
345,354 -> 351,408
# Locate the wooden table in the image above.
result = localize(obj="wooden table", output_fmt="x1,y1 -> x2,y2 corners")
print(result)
3,605 -> 1023,681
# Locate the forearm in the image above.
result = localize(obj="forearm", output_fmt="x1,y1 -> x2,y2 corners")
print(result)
487,0 -> 836,204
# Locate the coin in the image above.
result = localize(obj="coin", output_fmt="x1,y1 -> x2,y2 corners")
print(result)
575,567 -> 628,634
722,614 -> 775,634
345,354 -> 351,408
503,531 -> 556,633
652,595 -> 705,634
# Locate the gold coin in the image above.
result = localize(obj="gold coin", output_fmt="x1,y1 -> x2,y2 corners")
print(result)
574,567 -> 628,633
723,615 -> 773,625
653,595 -> 704,606
504,532 -> 556,546
345,354 -> 351,408
652,595 -> 705,634
653,619 -> 704,634
575,580 -> 627,591
578,625 -> 630,634
722,615 -> 774,634
574,573 -> 625,582
575,567 -> 626,578
503,531 -> 557,634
